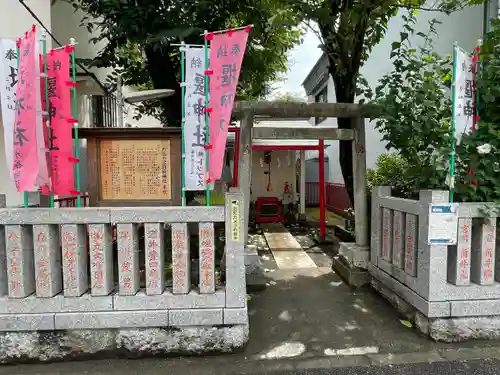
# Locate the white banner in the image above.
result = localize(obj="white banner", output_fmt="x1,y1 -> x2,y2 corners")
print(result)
0,39 -> 18,179
34,34 -> 49,188
453,46 -> 474,141
184,46 -> 213,191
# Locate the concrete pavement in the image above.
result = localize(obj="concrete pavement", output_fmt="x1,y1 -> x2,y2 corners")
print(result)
4,240 -> 500,374
2,347 -> 500,375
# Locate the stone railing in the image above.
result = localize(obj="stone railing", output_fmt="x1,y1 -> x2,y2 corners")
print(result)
0,190 -> 247,334
369,187 -> 500,342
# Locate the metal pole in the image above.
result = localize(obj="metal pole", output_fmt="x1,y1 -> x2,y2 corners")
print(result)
199,24 -> 253,36
117,75 -> 124,128
449,42 -> 458,203
232,128 -> 240,187
16,41 -> 29,208
203,31 -> 211,207
41,30 -> 53,207
180,42 -> 186,205
70,38 -> 81,207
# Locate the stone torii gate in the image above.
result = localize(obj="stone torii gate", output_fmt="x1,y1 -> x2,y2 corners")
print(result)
232,101 -> 379,283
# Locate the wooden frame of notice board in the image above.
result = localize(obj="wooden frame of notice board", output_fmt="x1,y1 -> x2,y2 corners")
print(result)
77,127 -> 182,207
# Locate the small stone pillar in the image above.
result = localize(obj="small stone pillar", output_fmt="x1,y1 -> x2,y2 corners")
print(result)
238,110 -> 253,244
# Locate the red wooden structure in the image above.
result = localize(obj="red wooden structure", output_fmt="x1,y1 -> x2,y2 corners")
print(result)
228,126 -> 328,239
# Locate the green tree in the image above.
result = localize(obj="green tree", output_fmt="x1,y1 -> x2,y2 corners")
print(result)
67,0 -> 302,126
373,11 -> 452,198
367,153 -> 412,198
372,11 -> 500,206
455,20 -> 500,204
284,0 -> 483,205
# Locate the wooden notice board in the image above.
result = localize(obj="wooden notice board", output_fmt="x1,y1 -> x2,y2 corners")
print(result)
99,139 -> 172,201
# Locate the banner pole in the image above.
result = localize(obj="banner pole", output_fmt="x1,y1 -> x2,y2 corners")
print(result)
199,24 -> 253,36
41,30 -> 54,208
180,41 -> 186,206
69,39 -> 81,208
203,31 -> 211,207
474,39 -> 482,130
16,42 -> 29,208
449,42 -> 458,203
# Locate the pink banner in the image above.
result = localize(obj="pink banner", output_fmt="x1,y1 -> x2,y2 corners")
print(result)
38,54 -> 50,195
12,28 -> 39,192
208,27 -> 250,181
45,48 -> 75,195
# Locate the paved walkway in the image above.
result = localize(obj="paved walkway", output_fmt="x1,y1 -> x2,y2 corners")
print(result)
261,223 -> 316,269
6,265 -> 500,374
5,235 -> 500,373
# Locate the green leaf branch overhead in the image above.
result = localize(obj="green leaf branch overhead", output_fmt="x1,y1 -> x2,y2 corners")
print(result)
66,0 -> 483,208
283,0 -> 483,206
372,9 -> 500,206
66,0 -> 303,126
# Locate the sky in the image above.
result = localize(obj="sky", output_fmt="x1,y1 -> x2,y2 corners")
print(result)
274,29 -> 323,97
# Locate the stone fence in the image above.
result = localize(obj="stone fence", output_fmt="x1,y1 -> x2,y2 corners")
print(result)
369,187 -> 500,342
0,190 -> 248,362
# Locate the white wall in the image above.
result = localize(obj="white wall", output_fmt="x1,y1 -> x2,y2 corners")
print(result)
0,0 -> 52,206
251,150 -> 296,201
306,5 -> 484,184
0,0 -> 51,41
50,1 -> 162,128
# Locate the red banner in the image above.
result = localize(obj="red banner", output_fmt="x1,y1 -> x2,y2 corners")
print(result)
44,48 -> 75,195
12,27 -> 40,191
207,27 -> 250,181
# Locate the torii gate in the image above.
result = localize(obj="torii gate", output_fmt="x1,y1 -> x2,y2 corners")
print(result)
232,101 -> 379,276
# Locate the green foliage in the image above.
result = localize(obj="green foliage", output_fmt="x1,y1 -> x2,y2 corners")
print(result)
455,20 -> 500,203
67,0 -> 303,125
367,153 -> 414,198
281,0 -> 482,206
371,10 -> 452,197
372,11 -> 500,204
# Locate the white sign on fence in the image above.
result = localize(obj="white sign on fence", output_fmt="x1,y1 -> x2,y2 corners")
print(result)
453,45 -> 474,141
0,39 -> 18,179
428,203 -> 459,245
184,46 -> 213,191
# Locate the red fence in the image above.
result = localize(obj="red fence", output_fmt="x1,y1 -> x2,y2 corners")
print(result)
305,182 -> 351,214
54,195 -> 90,208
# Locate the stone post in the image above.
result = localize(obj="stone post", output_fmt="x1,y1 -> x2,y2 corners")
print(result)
238,110 -> 253,244
224,190 -> 246,309
370,186 -> 392,266
33,224 -> 62,297
352,117 -> 368,247
5,225 -> 35,298
61,224 -> 88,297
417,190 -> 449,301
117,223 -> 140,295
144,223 -> 166,295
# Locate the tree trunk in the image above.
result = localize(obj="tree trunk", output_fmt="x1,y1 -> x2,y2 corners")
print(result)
330,68 -> 356,208
337,117 -> 354,208
144,45 -> 199,203
144,45 -> 182,127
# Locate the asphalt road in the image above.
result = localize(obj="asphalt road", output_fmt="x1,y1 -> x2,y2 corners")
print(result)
246,360 -> 500,375
1,358 -> 499,375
